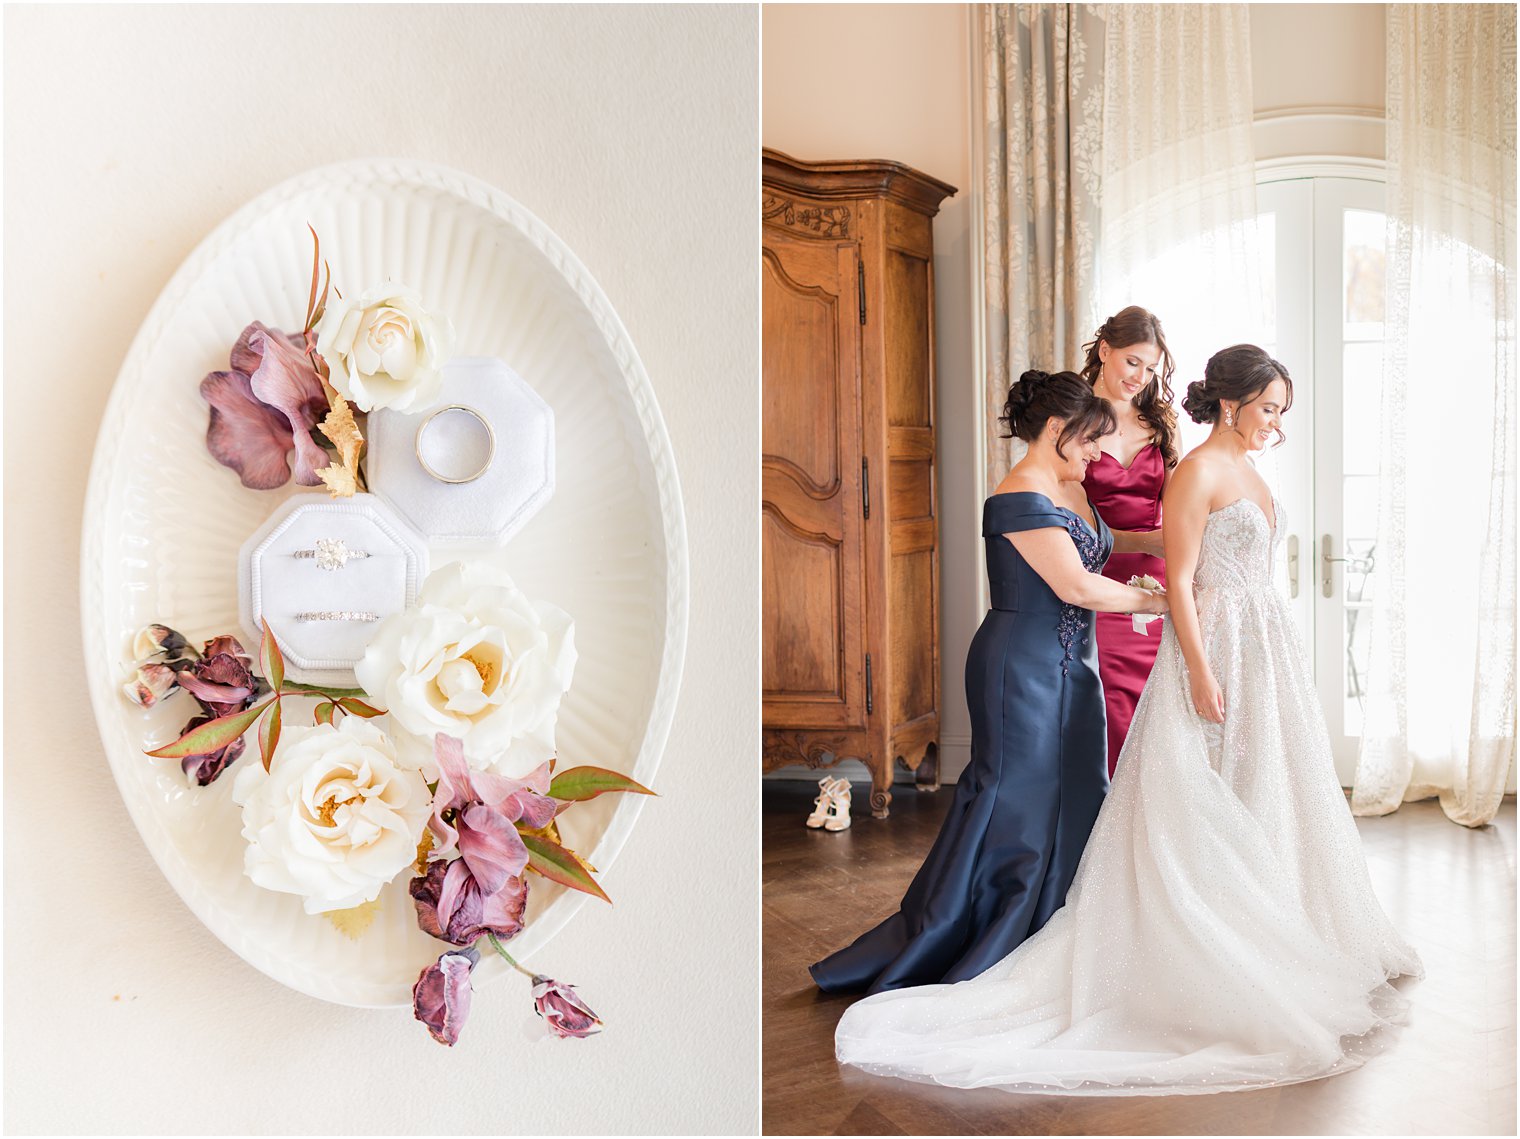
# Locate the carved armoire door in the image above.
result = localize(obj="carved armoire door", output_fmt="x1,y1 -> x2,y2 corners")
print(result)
761,236 -> 868,753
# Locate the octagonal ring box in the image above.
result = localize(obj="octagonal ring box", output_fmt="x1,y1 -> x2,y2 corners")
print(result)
365,356 -> 555,546
238,494 -> 428,686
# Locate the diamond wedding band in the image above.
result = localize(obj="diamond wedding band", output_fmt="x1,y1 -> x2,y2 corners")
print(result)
294,538 -> 371,571
295,610 -> 380,623
415,404 -> 496,484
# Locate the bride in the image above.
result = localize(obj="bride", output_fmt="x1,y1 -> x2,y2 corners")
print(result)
835,345 -> 1424,1095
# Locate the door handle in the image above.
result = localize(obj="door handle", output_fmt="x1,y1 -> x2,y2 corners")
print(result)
1321,534 -> 1353,598
1287,534 -> 1299,599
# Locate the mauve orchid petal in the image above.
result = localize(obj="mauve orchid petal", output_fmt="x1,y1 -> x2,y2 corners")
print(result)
531,976 -> 602,1039
245,324 -> 330,486
413,946 -> 477,1047
512,790 -> 558,831
200,368 -> 294,490
456,804 -> 529,894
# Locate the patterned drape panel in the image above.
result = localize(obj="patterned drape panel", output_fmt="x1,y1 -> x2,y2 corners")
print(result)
981,4 -> 1105,489
1352,4 -> 1517,826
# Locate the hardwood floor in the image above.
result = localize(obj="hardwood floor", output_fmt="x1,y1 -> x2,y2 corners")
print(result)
762,780 -> 1517,1136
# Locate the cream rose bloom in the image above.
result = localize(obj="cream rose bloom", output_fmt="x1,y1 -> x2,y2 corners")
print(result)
315,283 -> 453,412
355,562 -> 576,777
232,717 -> 430,914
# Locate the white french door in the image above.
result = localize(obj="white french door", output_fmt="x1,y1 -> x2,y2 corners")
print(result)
1256,175 -> 1386,784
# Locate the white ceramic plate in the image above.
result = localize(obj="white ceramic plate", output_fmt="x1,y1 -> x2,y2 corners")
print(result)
80,160 -> 687,1007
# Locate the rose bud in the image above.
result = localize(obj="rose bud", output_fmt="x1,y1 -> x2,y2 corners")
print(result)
175,649 -> 257,720
131,624 -> 197,666
124,662 -> 180,708
413,946 -> 478,1046
179,718 -> 248,786
531,976 -> 602,1039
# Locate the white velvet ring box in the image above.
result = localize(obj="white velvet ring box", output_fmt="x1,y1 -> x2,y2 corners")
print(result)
238,493 -> 428,685
365,356 -> 555,546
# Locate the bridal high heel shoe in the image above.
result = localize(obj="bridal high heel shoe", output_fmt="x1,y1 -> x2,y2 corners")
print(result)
806,777 -> 852,831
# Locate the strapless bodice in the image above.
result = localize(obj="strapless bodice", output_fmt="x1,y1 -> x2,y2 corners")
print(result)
1194,496 -> 1281,595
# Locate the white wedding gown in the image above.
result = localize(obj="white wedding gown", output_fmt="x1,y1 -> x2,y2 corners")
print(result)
835,498 -> 1423,1095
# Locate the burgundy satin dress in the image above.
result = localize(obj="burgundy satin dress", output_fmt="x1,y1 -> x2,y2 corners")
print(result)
1083,444 -> 1167,776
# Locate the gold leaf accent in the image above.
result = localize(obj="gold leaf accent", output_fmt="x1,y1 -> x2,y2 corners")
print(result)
324,898 -> 380,939
413,828 -> 435,877
315,390 -> 365,499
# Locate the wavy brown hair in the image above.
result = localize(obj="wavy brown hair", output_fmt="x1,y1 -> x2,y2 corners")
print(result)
1078,306 -> 1179,468
1000,369 -> 1117,459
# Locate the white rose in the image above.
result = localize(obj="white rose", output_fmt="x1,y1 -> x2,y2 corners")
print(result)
315,283 -> 453,412
232,717 -> 430,914
355,562 -> 576,777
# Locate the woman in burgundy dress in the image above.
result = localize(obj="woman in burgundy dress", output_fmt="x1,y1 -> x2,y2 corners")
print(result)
1080,306 -> 1180,776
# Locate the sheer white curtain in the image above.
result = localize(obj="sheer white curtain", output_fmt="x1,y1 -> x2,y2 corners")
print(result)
1096,3 -> 1268,460
980,4 -> 1265,481
1351,4 -> 1517,827
980,3 -> 1106,488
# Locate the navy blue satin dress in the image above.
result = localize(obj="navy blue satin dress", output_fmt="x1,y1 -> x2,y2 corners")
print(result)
810,492 -> 1112,994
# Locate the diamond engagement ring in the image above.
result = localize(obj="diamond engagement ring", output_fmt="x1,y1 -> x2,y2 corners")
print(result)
295,610 -> 380,622
294,538 -> 372,571
415,404 -> 496,484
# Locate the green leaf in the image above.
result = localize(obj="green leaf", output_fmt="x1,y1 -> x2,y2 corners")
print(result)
258,698 -> 283,771
335,697 -> 385,718
548,766 -> 656,802
259,618 -> 284,695
314,701 -> 337,727
523,834 -> 610,904
146,699 -> 274,759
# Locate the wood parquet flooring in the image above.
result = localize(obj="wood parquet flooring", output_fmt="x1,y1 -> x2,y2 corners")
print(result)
762,781 -> 1517,1136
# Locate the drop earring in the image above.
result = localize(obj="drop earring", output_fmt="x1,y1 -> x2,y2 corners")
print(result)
1224,408 -> 1234,426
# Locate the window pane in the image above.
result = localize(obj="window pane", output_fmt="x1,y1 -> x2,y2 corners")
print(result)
1342,342 -> 1383,476
1344,208 -> 1385,333
1259,211 -> 1277,342
1343,475 -> 1380,551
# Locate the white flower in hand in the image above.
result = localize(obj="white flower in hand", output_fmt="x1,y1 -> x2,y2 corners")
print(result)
316,283 -> 453,412
232,717 -> 430,913
355,562 -> 576,778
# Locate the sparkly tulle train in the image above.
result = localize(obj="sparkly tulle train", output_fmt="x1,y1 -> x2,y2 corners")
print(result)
835,498 -> 1423,1095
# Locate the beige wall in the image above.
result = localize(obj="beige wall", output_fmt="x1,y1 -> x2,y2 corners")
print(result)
763,3 -> 979,783
764,3 -> 1398,786
1252,4 -> 1387,163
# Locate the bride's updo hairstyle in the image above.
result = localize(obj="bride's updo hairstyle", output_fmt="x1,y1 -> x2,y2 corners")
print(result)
1183,345 -> 1294,447
1078,305 -> 1180,469
1001,369 -> 1117,458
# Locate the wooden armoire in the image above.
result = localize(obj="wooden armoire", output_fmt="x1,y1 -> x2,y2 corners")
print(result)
761,150 -> 957,818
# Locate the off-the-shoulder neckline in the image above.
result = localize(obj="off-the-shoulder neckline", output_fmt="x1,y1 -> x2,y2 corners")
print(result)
987,490 -> 1099,537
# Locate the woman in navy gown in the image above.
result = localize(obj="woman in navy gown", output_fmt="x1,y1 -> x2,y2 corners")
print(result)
811,370 -> 1169,995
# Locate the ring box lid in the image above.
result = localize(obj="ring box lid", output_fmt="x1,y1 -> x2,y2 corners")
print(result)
366,356 -> 555,546
237,493 -> 428,685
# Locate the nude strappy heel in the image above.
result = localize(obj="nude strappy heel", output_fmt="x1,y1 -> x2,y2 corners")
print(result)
806,776 -> 852,831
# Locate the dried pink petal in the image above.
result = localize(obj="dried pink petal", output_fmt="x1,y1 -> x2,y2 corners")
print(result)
413,947 -> 478,1046
244,324 -> 331,486
200,368 -> 295,490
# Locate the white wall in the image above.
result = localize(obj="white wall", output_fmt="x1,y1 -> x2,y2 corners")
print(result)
763,3 -> 980,786
3,6 -> 758,1134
